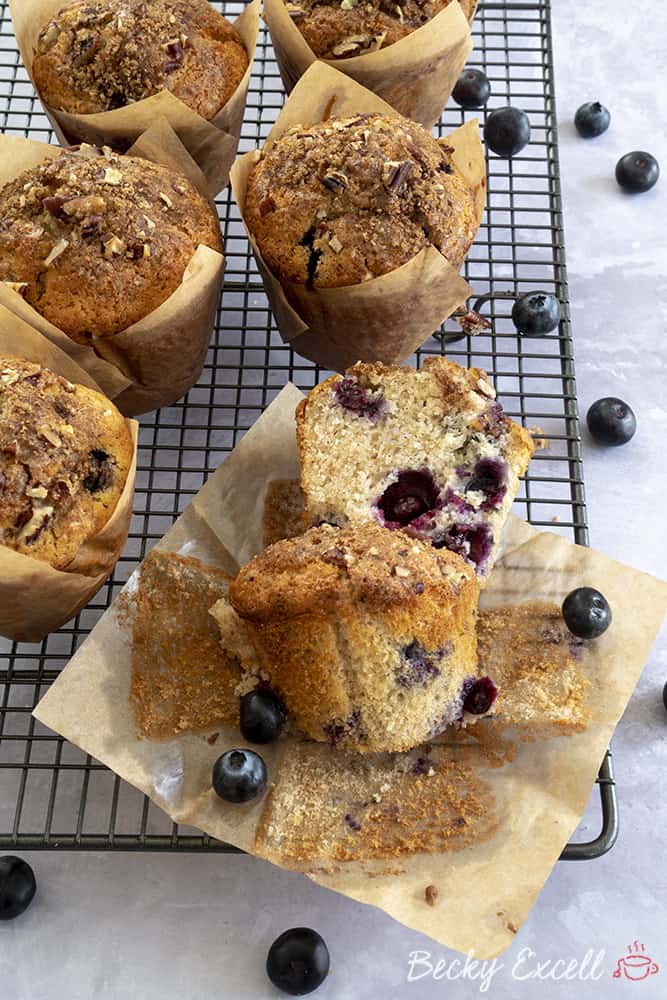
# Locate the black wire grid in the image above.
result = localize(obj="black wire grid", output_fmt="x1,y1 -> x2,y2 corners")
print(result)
0,0 -> 618,857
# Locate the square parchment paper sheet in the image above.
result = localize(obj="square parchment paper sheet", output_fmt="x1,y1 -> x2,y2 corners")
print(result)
33,384 -> 667,959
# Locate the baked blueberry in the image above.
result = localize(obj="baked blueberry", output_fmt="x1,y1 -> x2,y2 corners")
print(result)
462,676 -> 498,715
396,641 -> 444,689
562,587 -> 611,639
266,927 -> 330,996
437,522 -> 493,573
484,107 -> 531,157
574,101 -> 610,138
333,377 -> 385,419
212,749 -> 267,803
0,856 -> 36,920
511,291 -> 561,336
465,457 -> 507,510
83,449 -> 112,492
615,151 -> 659,193
240,689 -> 286,744
452,68 -> 491,109
376,469 -> 440,527
586,397 -> 636,446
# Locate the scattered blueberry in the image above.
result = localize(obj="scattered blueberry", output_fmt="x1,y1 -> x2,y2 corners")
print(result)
333,377 -> 385,420
452,68 -> 491,109
484,107 -> 531,157
212,749 -> 267,803
586,397 -> 636,446
436,522 -> 493,574
266,927 -> 330,996
562,588 -> 611,640
240,689 -> 286,744
465,457 -> 507,510
462,676 -> 498,715
0,856 -> 36,920
512,291 -> 561,336
396,641 -> 446,690
376,469 -> 439,527
615,151 -> 660,193
574,101 -> 610,138
662,681 -> 667,713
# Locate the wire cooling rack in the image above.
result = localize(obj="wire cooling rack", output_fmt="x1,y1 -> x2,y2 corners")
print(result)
0,0 -> 618,857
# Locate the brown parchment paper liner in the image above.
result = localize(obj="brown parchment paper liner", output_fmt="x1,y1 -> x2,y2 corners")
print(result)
9,0 -> 260,196
0,305 -> 138,643
264,0 -> 474,128
33,384 -> 667,957
0,126 -> 224,417
230,63 -> 485,371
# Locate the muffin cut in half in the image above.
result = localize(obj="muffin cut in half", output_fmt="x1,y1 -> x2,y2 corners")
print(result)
0,145 -> 222,343
245,112 -> 478,289
296,357 -> 535,578
32,0 -> 248,120
0,355 -> 133,570
229,522 -> 495,753
285,0 -> 476,61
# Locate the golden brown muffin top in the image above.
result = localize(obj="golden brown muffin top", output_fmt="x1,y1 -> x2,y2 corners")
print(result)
0,145 -> 222,341
286,0 -> 475,60
230,521 -> 477,622
0,355 -> 133,570
33,0 -> 248,119
245,112 -> 478,288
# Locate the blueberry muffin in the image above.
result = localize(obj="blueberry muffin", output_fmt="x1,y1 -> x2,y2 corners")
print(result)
296,358 -> 535,578
32,0 -> 248,120
0,355 -> 133,571
0,145 -> 222,343
229,522 -> 493,753
285,0 -> 475,60
245,112 -> 478,288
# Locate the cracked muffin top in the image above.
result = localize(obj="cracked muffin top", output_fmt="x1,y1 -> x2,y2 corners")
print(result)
245,112 -> 478,288
0,356 -> 133,571
284,0 -> 475,60
32,0 -> 248,120
0,145 -> 222,342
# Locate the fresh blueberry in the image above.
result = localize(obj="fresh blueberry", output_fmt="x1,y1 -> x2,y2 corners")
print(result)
376,469 -> 439,527
240,689 -> 286,744
562,587 -> 611,640
462,676 -> 498,715
586,397 -> 636,446
483,107 -> 531,157
574,101 -> 610,138
212,749 -> 267,803
266,927 -> 330,995
512,291 -> 561,336
0,856 -> 36,920
615,151 -> 660,193
452,68 -> 491,109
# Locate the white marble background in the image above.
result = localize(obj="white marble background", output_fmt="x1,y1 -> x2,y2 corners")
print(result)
1,1 -> 666,997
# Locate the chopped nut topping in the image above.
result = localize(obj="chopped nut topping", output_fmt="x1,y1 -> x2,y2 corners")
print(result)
19,504 -> 54,545
477,377 -> 495,398
367,546 -> 379,555
340,0 -> 358,9
370,31 -> 387,51
26,485 -> 48,499
331,35 -> 367,56
327,233 -> 343,253
394,566 -> 410,578
43,238 -> 69,267
395,4 -> 404,22
285,3 -> 306,17
383,159 -> 413,191
144,216 -> 156,230
102,234 -> 126,258
425,884 -> 438,906
159,192 -> 173,209
40,21 -> 60,48
38,426 -> 61,448
320,171 -> 348,191
101,167 -> 123,185
62,195 -> 107,216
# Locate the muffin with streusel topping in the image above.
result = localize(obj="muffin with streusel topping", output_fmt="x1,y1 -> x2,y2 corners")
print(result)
0,144 -> 222,344
284,0 -> 475,60
245,111 -> 478,289
32,0 -> 248,121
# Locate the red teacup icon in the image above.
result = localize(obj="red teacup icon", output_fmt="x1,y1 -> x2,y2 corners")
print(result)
613,942 -> 659,981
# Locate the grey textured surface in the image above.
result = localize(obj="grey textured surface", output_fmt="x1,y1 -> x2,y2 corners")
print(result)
0,0 -> 666,997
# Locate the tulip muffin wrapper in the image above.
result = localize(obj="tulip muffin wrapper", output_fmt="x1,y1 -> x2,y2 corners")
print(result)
230,62 -> 486,371
0,307 -> 138,643
9,0 -> 260,196
33,383 -> 667,958
0,124 -> 225,416
263,0 -> 474,128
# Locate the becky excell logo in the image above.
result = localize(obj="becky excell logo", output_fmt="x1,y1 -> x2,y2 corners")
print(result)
613,941 -> 660,982
407,941 -> 661,992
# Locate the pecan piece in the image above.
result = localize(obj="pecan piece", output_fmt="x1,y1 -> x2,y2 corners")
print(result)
258,195 -> 276,217
383,160 -> 413,191
320,171 -> 348,192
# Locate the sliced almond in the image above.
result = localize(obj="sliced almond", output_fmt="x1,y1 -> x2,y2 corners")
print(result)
43,238 -> 69,267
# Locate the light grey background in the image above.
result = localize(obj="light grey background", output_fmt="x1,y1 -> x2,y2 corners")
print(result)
1,1 -> 666,997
